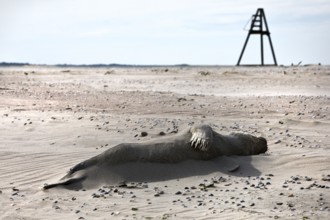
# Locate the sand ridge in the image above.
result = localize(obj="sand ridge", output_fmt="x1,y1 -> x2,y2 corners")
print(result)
0,66 -> 329,219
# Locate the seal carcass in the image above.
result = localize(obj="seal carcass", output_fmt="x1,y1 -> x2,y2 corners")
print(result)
43,124 -> 267,189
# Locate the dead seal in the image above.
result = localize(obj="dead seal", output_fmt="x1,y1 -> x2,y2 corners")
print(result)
43,124 -> 267,189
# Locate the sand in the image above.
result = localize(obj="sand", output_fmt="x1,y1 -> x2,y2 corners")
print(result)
0,65 -> 329,219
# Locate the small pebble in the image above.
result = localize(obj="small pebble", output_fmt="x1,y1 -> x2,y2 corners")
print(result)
140,132 -> 148,137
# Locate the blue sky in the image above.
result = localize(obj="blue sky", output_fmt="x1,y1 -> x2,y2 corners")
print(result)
1,0 -> 329,65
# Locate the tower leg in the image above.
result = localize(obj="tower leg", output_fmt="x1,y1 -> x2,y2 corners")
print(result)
237,34 -> 251,66
261,34 -> 264,65
267,35 -> 277,65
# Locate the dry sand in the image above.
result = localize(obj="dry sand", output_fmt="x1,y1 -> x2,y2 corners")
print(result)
0,65 -> 329,219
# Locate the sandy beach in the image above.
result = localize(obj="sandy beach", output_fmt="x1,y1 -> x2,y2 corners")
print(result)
0,65 -> 329,219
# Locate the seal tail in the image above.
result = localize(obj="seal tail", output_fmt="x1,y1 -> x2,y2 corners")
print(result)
43,175 -> 87,190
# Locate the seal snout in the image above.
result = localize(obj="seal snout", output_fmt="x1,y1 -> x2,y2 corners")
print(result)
256,137 -> 268,154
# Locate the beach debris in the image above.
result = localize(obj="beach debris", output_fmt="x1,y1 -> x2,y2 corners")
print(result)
321,174 -> 330,182
199,71 -> 211,76
177,97 -> 187,102
105,70 -> 115,75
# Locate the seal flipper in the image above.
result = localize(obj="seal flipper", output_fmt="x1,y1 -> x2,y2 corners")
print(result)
189,125 -> 214,151
64,155 -> 100,178
43,175 -> 87,190
220,156 -> 240,172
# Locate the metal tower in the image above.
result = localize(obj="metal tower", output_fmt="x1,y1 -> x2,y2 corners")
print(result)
237,8 -> 277,66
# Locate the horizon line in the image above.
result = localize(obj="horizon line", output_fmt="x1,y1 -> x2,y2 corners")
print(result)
0,61 -> 326,68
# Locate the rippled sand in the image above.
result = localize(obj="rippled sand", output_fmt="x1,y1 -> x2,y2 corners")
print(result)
0,66 -> 329,219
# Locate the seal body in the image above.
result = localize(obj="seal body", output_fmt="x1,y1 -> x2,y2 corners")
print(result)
43,124 -> 267,189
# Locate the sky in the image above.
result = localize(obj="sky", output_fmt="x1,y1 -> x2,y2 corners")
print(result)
1,0 -> 329,65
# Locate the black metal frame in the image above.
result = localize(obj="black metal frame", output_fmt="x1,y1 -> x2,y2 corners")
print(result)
237,8 -> 277,66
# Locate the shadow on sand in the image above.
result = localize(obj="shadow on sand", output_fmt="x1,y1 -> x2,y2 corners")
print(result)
55,155 -> 262,190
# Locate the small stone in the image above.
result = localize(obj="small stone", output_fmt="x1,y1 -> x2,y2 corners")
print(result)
154,191 -> 164,197
140,132 -> 148,137
287,203 -> 294,208
92,193 -> 100,198
175,191 -> 182,195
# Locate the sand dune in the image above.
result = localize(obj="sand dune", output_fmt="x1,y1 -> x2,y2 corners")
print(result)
0,66 -> 329,219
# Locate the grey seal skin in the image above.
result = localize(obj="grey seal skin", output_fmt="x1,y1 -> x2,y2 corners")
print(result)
43,124 -> 267,189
